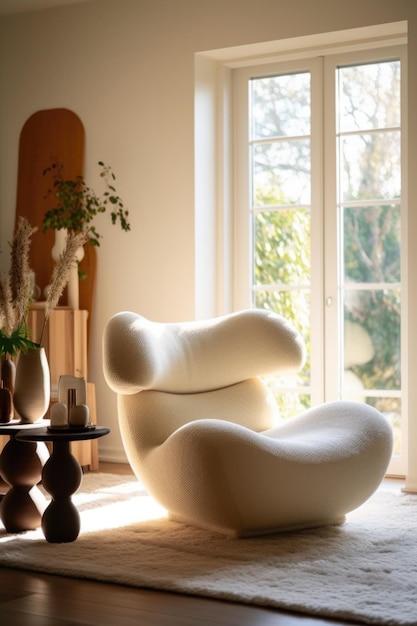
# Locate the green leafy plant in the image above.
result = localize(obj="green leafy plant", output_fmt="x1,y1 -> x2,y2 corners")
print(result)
42,161 -> 131,247
0,324 -> 38,357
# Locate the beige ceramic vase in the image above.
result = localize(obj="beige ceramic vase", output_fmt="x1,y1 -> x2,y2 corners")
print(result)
13,347 -> 50,423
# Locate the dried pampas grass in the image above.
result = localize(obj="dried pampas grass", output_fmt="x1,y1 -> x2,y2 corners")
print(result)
1,218 -> 88,355
0,217 -> 37,338
39,230 -> 88,344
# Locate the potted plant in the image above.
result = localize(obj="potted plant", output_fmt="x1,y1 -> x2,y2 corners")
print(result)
41,160 -> 130,309
0,217 -> 87,422
42,160 -> 130,249
0,218 -> 38,421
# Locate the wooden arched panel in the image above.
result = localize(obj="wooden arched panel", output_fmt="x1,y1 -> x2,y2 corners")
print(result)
15,108 -> 96,328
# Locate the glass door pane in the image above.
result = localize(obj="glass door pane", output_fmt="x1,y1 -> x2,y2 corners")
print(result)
336,60 -> 402,456
249,71 -> 312,417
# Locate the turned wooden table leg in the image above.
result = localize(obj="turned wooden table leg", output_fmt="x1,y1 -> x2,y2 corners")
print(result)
15,425 -> 109,542
0,434 -> 49,532
41,439 -> 83,543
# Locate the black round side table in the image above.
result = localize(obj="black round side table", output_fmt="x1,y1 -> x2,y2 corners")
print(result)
16,426 -> 110,543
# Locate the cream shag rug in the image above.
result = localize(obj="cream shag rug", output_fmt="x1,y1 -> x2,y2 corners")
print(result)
1,473 -> 416,625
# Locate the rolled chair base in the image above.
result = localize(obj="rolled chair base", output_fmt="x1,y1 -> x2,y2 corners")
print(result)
118,397 -> 392,537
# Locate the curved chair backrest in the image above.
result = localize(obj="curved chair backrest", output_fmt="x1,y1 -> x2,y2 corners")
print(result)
103,309 -> 306,450
104,309 -> 305,393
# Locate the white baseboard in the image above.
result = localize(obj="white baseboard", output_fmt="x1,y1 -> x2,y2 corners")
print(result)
98,446 -> 129,464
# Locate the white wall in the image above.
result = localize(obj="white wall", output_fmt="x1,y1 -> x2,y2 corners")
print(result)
1,0 -> 416,463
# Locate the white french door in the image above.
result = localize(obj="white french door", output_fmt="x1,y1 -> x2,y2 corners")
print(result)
233,44 -> 407,475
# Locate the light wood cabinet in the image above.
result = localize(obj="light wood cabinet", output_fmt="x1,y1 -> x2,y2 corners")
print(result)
27,306 -> 88,397
0,307 -> 98,470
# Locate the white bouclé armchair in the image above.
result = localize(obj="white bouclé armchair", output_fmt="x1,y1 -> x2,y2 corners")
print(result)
103,309 -> 393,537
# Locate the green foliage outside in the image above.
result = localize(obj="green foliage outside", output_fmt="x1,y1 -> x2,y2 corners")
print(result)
251,60 -> 402,425
252,187 -> 311,418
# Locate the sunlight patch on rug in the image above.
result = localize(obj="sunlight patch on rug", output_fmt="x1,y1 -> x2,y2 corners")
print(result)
72,475 -> 167,532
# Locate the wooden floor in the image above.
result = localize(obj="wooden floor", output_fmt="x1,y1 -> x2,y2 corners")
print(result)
0,463 -> 358,626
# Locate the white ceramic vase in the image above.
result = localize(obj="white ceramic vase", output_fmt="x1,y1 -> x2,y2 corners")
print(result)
51,228 -> 84,310
13,347 -> 50,423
